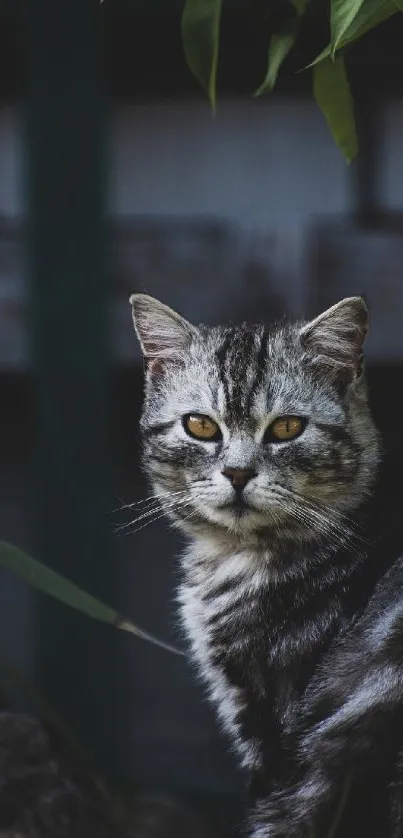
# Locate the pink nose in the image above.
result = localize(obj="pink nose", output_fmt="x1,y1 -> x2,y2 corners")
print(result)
222,467 -> 257,491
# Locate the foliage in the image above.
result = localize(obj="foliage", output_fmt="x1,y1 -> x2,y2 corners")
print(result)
181,0 -> 403,160
0,542 -> 181,820
0,541 -> 182,656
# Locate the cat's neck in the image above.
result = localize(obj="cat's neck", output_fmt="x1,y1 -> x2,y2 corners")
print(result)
182,515 -> 371,592
180,492 -> 386,636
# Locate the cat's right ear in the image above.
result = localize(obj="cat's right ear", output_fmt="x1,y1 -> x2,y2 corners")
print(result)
299,296 -> 368,387
130,294 -> 197,375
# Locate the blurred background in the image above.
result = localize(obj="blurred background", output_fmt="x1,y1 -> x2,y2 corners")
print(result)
1,0 -> 403,834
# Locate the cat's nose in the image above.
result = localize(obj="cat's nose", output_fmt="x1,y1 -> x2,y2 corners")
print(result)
222,467 -> 257,491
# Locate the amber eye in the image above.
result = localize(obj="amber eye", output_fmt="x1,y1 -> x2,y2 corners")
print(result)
183,414 -> 222,442
265,416 -> 306,443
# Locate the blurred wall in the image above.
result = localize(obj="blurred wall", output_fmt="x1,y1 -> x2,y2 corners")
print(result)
0,106 -> 21,218
110,99 -> 348,223
382,100 -> 403,207
1,98 -> 403,224
0,96 -> 402,325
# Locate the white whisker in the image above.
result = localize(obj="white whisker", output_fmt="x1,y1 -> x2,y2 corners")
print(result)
122,501 -> 193,535
115,496 -> 192,535
114,489 -> 188,514
272,485 -> 359,552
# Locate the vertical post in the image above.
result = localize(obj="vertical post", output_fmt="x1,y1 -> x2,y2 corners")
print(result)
352,99 -> 381,224
25,0 -> 119,777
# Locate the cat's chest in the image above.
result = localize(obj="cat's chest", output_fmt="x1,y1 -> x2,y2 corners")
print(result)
179,547 -> 275,678
179,547 -> 315,679
178,543 -> 342,770
178,548 -> 313,768
178,572 -> 267,769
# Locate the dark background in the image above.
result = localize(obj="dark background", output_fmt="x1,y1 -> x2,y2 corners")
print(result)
1,1 -> 403,834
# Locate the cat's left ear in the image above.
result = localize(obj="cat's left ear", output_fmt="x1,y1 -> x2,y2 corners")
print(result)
130,293 -> 198,375
299,296 -> 368,384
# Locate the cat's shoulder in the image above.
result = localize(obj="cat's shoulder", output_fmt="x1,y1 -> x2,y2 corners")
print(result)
360,553 -> 403,653
367,553 -> 403,614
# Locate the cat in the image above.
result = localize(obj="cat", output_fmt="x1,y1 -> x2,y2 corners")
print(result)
130,292 -> 403,838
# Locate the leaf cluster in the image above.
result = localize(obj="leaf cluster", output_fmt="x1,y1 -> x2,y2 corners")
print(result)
181,0 -> 403,159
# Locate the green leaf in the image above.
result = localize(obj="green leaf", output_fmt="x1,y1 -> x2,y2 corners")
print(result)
0,542 -> 183,656
311,0 -> 398,65
334,0 -> 398,49
331,0 -> 365,54
340,0 -> 398,42
255,26 -> 298,95
313,56 -> 358,161
181,0 -> 223,110
394,0 -> 403,9
291,0 -> 309,12
255,0 -> 309,96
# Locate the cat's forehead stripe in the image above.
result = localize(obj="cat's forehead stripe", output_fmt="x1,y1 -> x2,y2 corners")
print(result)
244,329 -> 270,414
214,330 -> 233,405
214,325 -> 270,417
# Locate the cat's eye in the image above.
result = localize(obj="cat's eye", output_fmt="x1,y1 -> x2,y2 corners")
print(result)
183,414 -> 222,442
264,416 -> 306,443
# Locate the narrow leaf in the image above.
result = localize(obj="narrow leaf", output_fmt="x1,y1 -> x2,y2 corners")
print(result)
255,0 -> 308,96
331,0 -> 365,55
339,0 -> 397,42
0,542 -> 183,656
313,56 -> 358,161
291,0 -> 309,12
255,27 -> 298,96
394,0 -> 403,9
181,0 -> 223,110
311,0 -> 398,65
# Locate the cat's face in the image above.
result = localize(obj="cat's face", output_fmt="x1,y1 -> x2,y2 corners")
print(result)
131,295 -> 380,544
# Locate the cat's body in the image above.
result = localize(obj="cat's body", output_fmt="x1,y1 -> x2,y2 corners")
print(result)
131,293 -> 403,837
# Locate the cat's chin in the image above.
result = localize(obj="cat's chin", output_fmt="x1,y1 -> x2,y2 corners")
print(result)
180,501 -> 279,539
174,500 -> 321,547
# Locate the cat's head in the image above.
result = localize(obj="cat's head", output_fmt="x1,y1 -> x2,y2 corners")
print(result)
130,294 -> 380,545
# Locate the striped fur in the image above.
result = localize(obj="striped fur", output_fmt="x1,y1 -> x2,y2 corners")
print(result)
131,295 -> 403,837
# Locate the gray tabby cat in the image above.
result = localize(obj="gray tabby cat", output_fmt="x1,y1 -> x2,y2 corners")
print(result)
131,293 -> 403,838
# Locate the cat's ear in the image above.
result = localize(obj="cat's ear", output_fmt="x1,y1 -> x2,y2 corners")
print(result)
130,294 -> 198,372
299,296 -> 368,384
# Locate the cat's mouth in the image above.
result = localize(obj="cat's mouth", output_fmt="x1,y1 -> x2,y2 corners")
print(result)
221,497 -> 253,516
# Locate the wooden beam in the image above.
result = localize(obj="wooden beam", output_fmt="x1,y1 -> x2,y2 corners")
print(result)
25,0 -> 121,779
